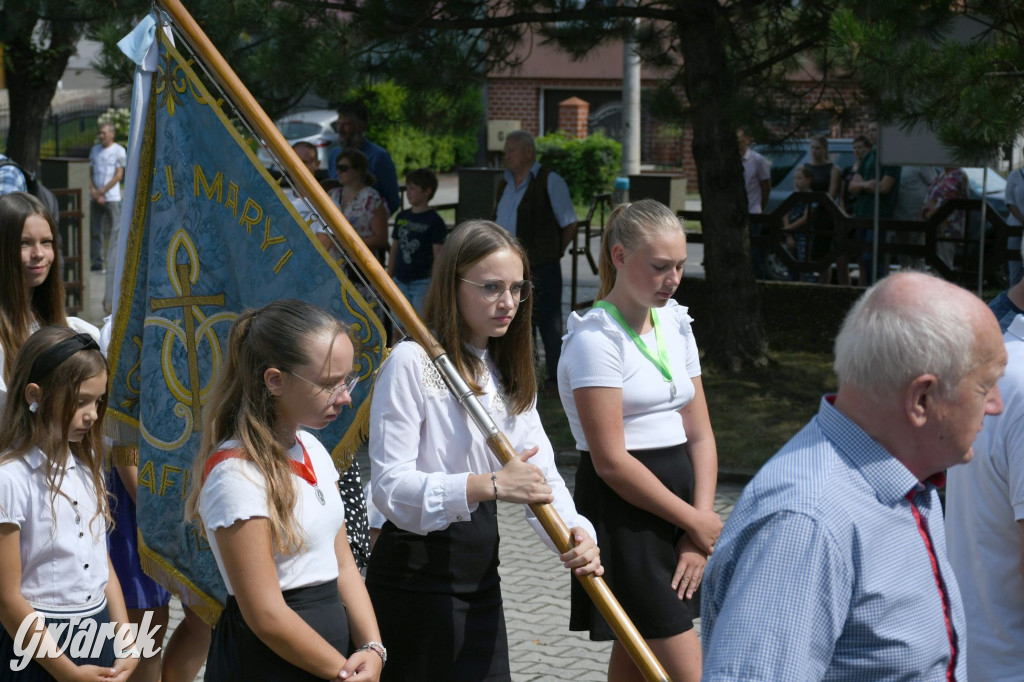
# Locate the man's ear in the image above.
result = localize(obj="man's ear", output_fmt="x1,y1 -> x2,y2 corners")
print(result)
264,368 -> 285,397
906,374 -> 938,427
23,383 -> 42,406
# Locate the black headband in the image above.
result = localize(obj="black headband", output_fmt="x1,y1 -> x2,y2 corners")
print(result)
28,333 -> 100,384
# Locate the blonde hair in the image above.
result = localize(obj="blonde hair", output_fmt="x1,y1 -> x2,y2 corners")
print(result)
597,199 -> 685,300
423,220 -> 536,413
185,300 -> 351,554
0,326 -> 110,535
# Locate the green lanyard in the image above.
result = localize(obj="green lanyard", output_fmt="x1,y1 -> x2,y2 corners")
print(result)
593,301 -> 676,397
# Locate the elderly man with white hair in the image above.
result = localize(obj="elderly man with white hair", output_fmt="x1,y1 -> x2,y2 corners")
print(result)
701,272 -> 1006,681
494,130 -> 578,389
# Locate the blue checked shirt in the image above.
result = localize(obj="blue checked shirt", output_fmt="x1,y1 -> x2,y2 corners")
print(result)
0,155 -> 27,196
702,396 -> 966,681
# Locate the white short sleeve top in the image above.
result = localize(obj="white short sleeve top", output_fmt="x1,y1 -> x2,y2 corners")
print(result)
558,299 -> 702,451
369,341 -> 595,552
0,448 -> 109,617
198,431 -> 345,595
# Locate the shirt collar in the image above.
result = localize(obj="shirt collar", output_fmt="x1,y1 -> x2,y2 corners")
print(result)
503,162 -> 541,185
1007,313 -> 1024,341
818,395 -> 922,504
24,447 -> 76,471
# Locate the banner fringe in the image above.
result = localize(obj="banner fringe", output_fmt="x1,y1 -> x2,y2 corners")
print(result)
138,531 -> 223,627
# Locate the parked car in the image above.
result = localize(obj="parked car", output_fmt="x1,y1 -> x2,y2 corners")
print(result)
754,139 -> 855,214
256,108 -> 338,171
755,139 -> 1009,219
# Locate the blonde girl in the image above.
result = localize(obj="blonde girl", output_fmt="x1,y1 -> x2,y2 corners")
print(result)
558,199 -> 721,682
366,220 -> 602,681
0,326 -> 138,681
186,299 -> 383,681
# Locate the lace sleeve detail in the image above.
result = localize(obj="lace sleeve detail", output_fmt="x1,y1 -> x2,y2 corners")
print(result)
414,344 -> 450,400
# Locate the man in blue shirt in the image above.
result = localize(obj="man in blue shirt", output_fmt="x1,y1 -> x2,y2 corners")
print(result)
0,153 -> 27,196
326,100 -> 400,215
493,130 -> 577,387
702,271 -> 1006,681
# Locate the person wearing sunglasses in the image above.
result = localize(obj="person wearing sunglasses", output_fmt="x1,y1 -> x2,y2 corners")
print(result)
319,149 -> 389,265
366,220 -> 601,681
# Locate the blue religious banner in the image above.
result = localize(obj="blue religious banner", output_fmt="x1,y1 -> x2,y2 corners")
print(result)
105,25 -> 386,622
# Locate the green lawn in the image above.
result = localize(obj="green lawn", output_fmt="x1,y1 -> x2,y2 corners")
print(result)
537,350 -> 837,477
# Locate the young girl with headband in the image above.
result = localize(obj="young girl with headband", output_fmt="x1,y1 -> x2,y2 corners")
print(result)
0,192 -> 99,418
0,326 -> 138,681
366,220 -> 602,681
186,299 -> 383,681
558,199 -> 721,681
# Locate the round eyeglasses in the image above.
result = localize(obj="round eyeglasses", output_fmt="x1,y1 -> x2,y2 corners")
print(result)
459,278 -> 532,302
288,370 -> 359,402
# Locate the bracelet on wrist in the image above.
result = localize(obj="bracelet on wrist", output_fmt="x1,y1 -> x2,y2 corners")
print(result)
490,472 -> 499,500
356,640 -> 387,667
115,644 -> 140,659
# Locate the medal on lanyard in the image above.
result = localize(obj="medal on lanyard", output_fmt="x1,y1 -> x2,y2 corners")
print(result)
292,440 -> 325,505
593,301 -> 676,398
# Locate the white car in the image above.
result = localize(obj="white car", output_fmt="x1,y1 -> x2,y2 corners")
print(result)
256,109 -> 338,171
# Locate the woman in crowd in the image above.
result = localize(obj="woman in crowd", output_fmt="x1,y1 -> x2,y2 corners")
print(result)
321,149 -> 388,262
558,199 -> 721,682
366,220 -> 601,681
922,166 -> 970,270
187,300 -> 383,681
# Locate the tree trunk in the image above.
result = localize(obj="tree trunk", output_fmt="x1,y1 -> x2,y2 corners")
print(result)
676,0 -> 769,371
4,16 -> 82,172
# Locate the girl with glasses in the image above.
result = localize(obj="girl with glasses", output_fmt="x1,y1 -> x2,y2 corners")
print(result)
186,299 -> 383,681
366,220 -> 601,681
558,200 -> 721,682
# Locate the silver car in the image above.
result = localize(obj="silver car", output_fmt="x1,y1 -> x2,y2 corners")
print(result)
256,108 -> 338,171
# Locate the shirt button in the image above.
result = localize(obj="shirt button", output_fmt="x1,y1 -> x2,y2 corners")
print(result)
456,515 -> 463,521
78,532 -> 84,538
83,564 -> 89,569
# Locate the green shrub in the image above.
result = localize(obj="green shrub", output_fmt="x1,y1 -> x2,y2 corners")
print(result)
536,131 -> 621,204
347,81 -> 479,176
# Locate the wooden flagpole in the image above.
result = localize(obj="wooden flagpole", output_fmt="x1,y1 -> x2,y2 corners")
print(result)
154,1 -> 670,678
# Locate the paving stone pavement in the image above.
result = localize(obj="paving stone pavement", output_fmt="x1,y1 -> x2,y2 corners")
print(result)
164,453 -> 744,681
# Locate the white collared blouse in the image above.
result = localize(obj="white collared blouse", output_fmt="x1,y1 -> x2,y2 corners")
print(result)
369,341 -> 595,553
0,447 -> 109,617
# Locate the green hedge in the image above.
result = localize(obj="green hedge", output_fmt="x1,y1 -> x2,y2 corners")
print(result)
350,81 -> 479,177
677,279 -> 864,354
536,131 -> 621,204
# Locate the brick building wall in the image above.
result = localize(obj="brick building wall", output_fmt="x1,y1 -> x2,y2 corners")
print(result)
488,75 -> 871,187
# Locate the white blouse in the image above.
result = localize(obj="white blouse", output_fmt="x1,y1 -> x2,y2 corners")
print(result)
198,431 -> 345,595
0,448 -> 109,617
0,316 -> 100,421
369,341 -> 595,553
558,299 -> 702,451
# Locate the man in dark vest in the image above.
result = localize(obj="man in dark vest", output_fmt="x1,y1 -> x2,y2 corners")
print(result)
494,130 -> 578,389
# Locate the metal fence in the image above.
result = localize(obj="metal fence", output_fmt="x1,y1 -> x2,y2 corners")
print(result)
0,102 -> 116,158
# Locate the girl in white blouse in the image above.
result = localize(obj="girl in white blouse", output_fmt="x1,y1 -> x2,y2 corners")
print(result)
558,200 -> 721,682
0,192 -> 99,418
366,220 -> 602,682
0,326 -> 137,681
186,300 -> 383,681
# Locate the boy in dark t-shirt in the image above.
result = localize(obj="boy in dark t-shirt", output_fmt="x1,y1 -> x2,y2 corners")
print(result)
389,168 -> 447,315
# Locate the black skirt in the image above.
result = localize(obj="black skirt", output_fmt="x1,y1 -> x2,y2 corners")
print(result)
570,443 -> 699,641
205,580 -> 350,681
0,605 -> 117,681
366,499 -> 510,682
